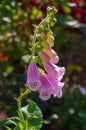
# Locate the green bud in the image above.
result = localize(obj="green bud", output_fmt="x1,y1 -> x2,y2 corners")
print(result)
47,6 -> 57,16
36,34 -> 40,40
52,6 -> 57,14
50,17 -> 57,26
29,35 -> 34,41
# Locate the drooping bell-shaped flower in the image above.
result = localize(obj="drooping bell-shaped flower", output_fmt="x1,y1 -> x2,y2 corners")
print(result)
43,61 -> 65,79
26,62 -> 41,91
56,82 -> 64,98
50,55 -> 59,64
39,50 -> 59,64
45,74 -> 64,98
42,41 -> 51,49
43,48 -> 57,58
38,73 -> 53,101
40,32 -> 47,41
38,50 -> 50,62
46,35 -> 54,47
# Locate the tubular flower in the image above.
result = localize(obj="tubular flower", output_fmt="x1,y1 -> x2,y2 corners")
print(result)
50,55 -> 59,64
38,50 -> 50,62
38,74 -> 53,101
26,62 -> 41,91
39,50 -> 59,64
45,74 -> 64,98
43,61 -> 65,79
41,41 -> 51,49
46,35 -> 54,47
40,32 -> 47,41
43,48 -> 57,58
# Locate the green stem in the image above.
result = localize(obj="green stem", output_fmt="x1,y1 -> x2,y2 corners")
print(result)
31,28 -> 37,58
17,88 -> 30,129
31,15 -> 49,59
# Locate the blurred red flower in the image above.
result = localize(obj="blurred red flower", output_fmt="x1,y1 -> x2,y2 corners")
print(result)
0,53 -> 8,61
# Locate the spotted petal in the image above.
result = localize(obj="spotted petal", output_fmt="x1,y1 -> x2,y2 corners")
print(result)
26,62 -> 41,91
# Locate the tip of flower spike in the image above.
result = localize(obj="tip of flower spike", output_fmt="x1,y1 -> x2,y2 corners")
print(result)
47,6 -> 57,16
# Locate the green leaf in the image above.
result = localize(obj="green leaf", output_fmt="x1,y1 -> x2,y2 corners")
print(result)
5,126 -> 12,130
56,15 -> 86,28
13,122 -> 24,130
56,15 -> 73,26
55,0 -> 76,7
22,100 -> 43,130
0,117 -> 21,127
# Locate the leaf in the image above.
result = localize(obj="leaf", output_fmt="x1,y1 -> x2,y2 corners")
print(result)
56,15 -> 86,28
56,15 -> 74,26
22,100 -> 43,130
0,117 -> 21,127
5,126 -> 12,130
13,122 -> 24,130
22,54 -> 32,63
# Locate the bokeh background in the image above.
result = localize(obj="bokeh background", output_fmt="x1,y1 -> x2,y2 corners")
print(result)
0,0 -> 86,130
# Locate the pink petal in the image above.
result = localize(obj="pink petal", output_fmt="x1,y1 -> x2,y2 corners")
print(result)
26,62 -> 41,91
38,74 -> 52,100
50,56 -> 59,64
43,62 -> 65,78
56,89 -> 62,98
43,48 -> 57,58
38,50 -> 50,62
45,74 -> 64,98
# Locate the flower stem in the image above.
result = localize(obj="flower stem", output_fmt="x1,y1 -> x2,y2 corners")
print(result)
17,88 -> 30,129
31,16 -> 49,59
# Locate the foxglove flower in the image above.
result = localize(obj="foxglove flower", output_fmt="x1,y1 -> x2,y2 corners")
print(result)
43,61 -> 65,79
43,48 -> 57,58
39,50 -> 59,64
38,50 -> 50,62
38,74 -> 53,101
40,32 -> 47,41
50,55 -> 59,64
45,74 -> 64,98
42,41 -> 51,49
26,62 -> 41,91
46,35 -> 54,47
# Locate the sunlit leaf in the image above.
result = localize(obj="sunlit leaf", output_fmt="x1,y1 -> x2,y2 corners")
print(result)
22,100 -> 43,130
0,117 -> 21,127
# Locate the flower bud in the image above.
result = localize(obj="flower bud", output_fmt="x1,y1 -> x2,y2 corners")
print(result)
43,48 -> 57,58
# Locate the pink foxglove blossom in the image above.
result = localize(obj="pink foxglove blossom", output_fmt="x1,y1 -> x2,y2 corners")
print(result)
43,61 -> 65,79
50,55 -> 59,64
42,41 -> 51,49
45,74 -> 64,98
38,50 -> 50,62
39,50 -> 59,64
26,62 -> 41,91
43,48 -> 57,58
38,74 -> 53,101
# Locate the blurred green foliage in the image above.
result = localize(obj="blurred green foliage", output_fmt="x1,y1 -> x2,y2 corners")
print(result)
0,0 -> 86,130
